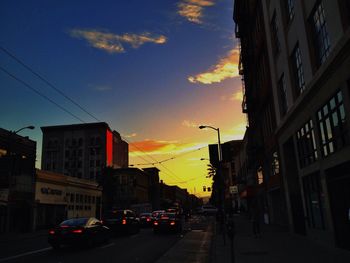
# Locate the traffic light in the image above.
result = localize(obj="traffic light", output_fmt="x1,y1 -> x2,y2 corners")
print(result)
203,186 -> 206,192
207,187 -> 211,192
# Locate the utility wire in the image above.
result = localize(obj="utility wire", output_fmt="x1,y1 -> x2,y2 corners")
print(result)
0,47 -> 184,182
0,46 -> 102,122
130,146 -> 207,166
0,66 -> 85,123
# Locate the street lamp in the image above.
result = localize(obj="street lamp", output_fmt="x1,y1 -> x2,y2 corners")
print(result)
13,125 -> 35,134
199,125 -> 222,162
199,124 -> 226,244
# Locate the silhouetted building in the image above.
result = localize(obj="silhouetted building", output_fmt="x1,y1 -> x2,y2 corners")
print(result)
235,0 -> 350,250
41,122 -> 128,182
143,167 -> 161,211
0,128 -> 36,233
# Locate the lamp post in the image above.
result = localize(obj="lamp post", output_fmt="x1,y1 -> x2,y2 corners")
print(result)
199,125 -> 226,244
6,125 -> 35,232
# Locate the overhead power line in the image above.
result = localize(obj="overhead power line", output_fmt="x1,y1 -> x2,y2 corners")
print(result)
0,65 -> 85,123
0,46 -> 102,123
0,46 -> 184,182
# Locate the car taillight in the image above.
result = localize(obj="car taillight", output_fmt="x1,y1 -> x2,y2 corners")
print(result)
122,219 -> 127,225
49,230 -> 55,235
72,229 -> 83,234
146,218 -> 151,222
154,221 -> 158,226
170,221 -> 176,226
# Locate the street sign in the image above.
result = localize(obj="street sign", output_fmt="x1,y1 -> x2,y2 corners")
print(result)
229,185 -> 238,194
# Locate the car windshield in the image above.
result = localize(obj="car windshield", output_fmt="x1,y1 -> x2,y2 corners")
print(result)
60,218 -> 88,227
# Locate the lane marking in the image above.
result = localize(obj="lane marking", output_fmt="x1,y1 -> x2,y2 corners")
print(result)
0,247 -> 51,262
99,243 -> 115,249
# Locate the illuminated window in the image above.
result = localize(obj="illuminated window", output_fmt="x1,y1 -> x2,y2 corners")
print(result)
257,167 -> 263,184
296,119 -> 318,168
317,90 -> 348,157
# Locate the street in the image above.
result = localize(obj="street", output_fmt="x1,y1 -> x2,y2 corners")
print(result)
0,215 -> 212,263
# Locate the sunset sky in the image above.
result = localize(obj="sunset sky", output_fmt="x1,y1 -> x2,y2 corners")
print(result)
0,0 -> 245,198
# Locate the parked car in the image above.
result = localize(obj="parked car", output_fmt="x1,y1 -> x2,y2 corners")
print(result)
48,217 -> 110,249
139,212 -> 153,227
199,205 -> 218,215
103,209 -> 140,235
153,212 -> 182,234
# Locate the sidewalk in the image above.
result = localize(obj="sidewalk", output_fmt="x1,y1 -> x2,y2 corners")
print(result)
212,214 -> 350,263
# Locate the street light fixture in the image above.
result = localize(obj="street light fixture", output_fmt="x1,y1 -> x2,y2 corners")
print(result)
13,125 -> 35,134
198,125 -> 222,161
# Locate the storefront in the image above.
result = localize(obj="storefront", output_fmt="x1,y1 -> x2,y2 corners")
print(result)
35,170 -> 102,229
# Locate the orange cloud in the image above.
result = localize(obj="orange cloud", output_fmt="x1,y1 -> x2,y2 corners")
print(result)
69,29 -> 167,53
177,0 -> 215,24
188,47 -> 240,84
129,139 -> 207,157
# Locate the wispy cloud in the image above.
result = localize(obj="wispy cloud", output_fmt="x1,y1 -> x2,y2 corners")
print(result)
123,133 -> 137,138
69,29 -> 167,54
221,90 -> 243,101
188,47 -> 239,84
177,0 -> 215,24
182,120 -> 199,128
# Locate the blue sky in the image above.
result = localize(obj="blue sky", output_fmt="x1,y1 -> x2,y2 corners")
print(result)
1,0 -> 243,196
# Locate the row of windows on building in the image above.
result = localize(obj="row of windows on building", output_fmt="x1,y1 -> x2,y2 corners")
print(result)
272,1 -> 332,117
296,90 -> 348,168
47,136 -> 103,149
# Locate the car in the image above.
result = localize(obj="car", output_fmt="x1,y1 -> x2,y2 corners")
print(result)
153,212 -> 182,234
151,210 -> 165,221
199,205 -> 218,215
103,209 -> 140,235
139,212 -> 153,227
48,217 -> 110,249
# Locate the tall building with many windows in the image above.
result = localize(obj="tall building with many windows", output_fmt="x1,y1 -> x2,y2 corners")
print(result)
235,0 -> 350,249
41,122 -> 128,181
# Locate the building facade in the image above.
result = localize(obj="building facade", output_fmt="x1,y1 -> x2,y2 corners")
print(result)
35,169 -> 102,229
41,122 -> 128,182
234,0 -> 350,249
0,128 -> 36,233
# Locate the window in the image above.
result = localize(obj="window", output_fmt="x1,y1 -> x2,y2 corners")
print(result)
296,119 -> 318,168
278,74 -> 288,116
291,44 -> 305,95
317,90 -> 348,157
257,167 -> 263,184
310,1 -> 331,66
286,0 -> 295,23
271,151 -> 280,176
271,12 -> 281,56
303,174 -> 325,229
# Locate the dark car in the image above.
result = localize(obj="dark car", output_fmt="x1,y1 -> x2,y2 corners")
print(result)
153,212 -> 182,234
139,213 -> 152,227
103,209 -> 140,235
48,217 -> 110,249
151,210 -> 165,221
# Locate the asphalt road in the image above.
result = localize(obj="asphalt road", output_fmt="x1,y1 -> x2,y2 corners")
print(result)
0,228 -> 182,263
0,215 -> 212,263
